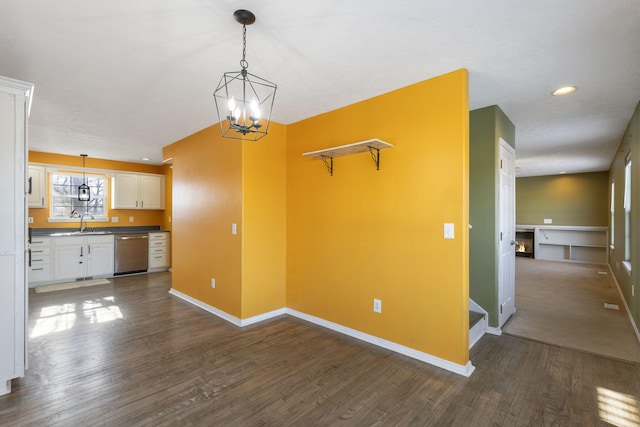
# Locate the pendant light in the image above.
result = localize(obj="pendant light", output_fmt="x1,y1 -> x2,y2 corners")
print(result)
213,9 -> 277,141
78,154 -> 90,202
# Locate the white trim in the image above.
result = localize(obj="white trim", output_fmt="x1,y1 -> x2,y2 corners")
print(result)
168,288 -> 285,327
168,289 -> 475,377
48,217 -> 110,223
485,326 -> 502,336
285,309 -> 475,377
607,265 -> 640,344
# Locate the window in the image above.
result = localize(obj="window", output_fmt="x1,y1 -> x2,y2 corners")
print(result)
51,172 -> 107,219
624,157 -> 631,261
610,180 -> 615,247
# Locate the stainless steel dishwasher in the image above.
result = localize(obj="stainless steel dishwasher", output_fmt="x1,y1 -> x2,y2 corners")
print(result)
114,233 -> 149,275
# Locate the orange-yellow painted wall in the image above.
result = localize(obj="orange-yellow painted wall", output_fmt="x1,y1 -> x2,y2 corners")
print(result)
241,123 -> 287,318
164,126 -> 244,317
286,69 -> 470,364
28,151 -> 166,229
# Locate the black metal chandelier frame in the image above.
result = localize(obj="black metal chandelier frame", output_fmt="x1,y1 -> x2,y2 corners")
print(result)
213,10 -> 277,141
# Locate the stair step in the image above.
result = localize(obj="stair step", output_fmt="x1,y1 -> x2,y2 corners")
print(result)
469,310 -> 484,329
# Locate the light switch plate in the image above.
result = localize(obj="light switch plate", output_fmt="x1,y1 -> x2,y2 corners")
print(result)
444,223 -> 455,239
232,223 -> 237,235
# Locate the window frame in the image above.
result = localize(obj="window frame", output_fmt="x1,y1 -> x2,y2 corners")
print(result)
48,170 -> 110,223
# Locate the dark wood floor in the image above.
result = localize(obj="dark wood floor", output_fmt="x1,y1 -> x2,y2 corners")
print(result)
2,273 -> 640,426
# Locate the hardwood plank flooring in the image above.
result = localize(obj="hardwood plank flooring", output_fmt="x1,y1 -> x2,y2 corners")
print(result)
2,272 -> 640,426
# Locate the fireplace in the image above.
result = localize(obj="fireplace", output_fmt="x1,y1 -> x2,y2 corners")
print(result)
515,229 -> 534,258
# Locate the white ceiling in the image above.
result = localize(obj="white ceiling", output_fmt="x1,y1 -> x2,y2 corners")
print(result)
1,0 -> 639,177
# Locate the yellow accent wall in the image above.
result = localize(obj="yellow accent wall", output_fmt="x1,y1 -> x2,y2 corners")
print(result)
286,69 -> 470,364
241,124 -> 287,318
164,123 -> 287,318
164,69 -> 469,366
28,151 -> 166,229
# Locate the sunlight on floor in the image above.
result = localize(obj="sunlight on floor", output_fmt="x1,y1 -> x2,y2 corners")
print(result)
31,297 -> 123,338
598,387 -> 640,427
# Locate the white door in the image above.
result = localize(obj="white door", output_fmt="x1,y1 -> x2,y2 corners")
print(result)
498,138 -> 516,327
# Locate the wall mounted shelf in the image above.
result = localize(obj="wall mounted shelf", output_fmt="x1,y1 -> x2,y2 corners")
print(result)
302,139 -> 393,176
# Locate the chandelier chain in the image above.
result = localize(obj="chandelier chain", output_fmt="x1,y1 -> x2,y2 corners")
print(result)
241,24 -> 248,70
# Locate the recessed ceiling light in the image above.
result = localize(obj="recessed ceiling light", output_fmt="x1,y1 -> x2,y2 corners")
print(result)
552,86 -> 577,96
141,157 -> 150,161
558,171 -> 567,174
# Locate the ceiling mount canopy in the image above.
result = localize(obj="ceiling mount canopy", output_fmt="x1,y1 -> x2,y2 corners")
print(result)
213,9 -> 277,141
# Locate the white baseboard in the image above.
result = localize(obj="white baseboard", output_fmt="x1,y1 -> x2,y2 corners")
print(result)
0,379 -> 11,396
607,265 -> 640,344
485,326 -> 502,336
168,288 -> 285,327
169,289 -> 475,377
286,309 -> 475,377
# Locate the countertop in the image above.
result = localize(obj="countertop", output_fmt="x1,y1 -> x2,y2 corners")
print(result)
31,226 -> 169,237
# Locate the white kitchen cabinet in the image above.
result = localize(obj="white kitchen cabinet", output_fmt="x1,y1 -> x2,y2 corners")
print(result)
28,237 -> 52,286
53,235 -> 114,281
148,231 -> 170,272
53,236 -> 85,281
28,164 -> 46,208
87,236 -> 115,277
112,173 -> 165,210
0,76 -> 33,396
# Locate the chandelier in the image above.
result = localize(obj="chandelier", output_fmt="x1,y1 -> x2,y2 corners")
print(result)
213,10 -> 277,141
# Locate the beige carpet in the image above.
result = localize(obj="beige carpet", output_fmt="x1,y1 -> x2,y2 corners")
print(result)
34,278 -> 112,293
503,258 -> 640,364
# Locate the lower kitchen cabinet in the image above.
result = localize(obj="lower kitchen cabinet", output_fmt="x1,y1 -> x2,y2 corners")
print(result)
52,235 -> 115,282
148,231 -> 170,272
29,237 -> 52,285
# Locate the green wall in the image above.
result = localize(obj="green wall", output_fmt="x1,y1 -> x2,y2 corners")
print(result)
469,105 -> 515,327
609,100 -> 640,331
516,172 -> 609,226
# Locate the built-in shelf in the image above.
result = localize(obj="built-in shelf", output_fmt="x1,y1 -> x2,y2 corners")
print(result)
302,139 -> 393,175
534,226 -> 608,264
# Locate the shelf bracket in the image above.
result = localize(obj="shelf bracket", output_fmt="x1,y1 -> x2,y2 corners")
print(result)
320,155 -> 334,176
368,146 -> 381,170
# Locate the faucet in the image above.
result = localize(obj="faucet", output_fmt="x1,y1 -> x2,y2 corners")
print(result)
80,212 -> 95,232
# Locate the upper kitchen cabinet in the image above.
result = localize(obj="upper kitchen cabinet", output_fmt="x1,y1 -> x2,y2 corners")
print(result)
28,164 -> 46,208
111,173 -> 165,210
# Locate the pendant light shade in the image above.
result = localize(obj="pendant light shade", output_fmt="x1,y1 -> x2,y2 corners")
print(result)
78,154 -> 90,202
213,10 -> 277,141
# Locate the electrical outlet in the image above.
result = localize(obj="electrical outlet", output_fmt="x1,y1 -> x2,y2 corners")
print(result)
111,217 -> 119,223
373,298 -> 382,313
211,278 -> 216,289
28,217 -> 34,224
231,223 -> 237,235
129,216 -> 134,222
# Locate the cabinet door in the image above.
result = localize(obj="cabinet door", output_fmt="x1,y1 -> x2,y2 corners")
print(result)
28,165 -> 46,208
53,239 -> 85,281
139,175 -> 164,209
87,237 -> 114,277
112,174 -> 140,209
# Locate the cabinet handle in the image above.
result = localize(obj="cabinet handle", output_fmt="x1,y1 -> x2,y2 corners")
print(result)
32,267 -> 44,271
141,200 -> 144,208
28,249 -> 31,267
88,245 -> 91,255
28,176 -> 32,195
136,201 -> 138,208
80,247 -> 83,257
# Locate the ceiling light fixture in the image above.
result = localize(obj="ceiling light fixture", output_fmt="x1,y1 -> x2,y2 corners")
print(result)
552,86 -> 577,96
78,154 -> 90,202
213,9 -> 277,141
